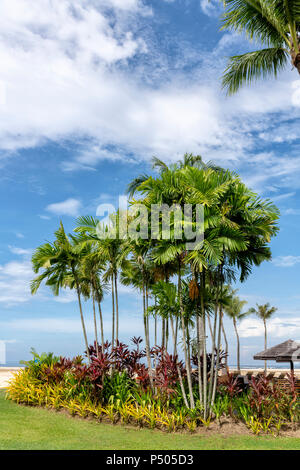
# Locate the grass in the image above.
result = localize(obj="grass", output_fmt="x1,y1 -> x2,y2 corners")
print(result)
1,391 -> 300,450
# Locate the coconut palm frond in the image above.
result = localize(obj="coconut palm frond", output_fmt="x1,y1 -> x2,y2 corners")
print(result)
222,48 -> 288,95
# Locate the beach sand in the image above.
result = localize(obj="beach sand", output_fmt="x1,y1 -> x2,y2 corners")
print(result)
0,368 -> 22,389
228,368 -> 300,378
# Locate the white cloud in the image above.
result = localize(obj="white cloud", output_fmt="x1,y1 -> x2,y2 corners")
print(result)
239,316 -> 300,340
46,198 -> 82,217
283,208 -> 300,216
0,242 -> 135,306
200,0 -> 221,17
8,246 -> 32,257
0,259 -> 33,305
0,248 -> 76,306
292,80 -> 300,106
240,151 -> 300,194
0,0 -> 147,151
271,192 -> 296,202
102,0 -> 144,11
0,0 -> 298,173
272,256 -> 300,268
62,145 -> 135,172
0,260 -> 32,278
54,289 -> 77,304
0,0 -> 299,215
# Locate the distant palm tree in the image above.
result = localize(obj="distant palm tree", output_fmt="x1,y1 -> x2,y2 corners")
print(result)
221,0 -> 300,94
248,303 -> 278,373
224,292 -> 249,373
31,222 -> 91,363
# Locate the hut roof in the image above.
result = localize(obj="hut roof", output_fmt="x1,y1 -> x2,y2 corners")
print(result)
253,339 -> 300,362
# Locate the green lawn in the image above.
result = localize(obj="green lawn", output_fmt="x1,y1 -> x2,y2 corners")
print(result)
0,391 -> 299,450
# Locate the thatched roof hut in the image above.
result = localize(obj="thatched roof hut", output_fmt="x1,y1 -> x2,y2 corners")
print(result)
254,339 -> 300,372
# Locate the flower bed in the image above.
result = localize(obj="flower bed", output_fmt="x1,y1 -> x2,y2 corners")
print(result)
6,344 -> 300,436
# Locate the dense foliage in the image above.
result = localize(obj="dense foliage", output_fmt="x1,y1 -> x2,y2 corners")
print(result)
30,154 -> 279,417
7,347 -> 300,436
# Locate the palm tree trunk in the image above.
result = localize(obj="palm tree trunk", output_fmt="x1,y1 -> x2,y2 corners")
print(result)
166,318 -> 169,353
186,320 -> 192,377
161,318 -> 165,350
208,301 -> 218,408
199,269 -> 208,417
207,315 -> 214,342
221,315 -> 229,372
154,312 -> 157,371
143,281 -> 153,389
175,317 -> 178,352
155,314 -> 157,347
195,272 -> 204,406
97,299 -> 105,353
202,313 -> 208,418
209,262 -> 224,416
146,287 -> 150,354
196,314 -> 203,404
114,272 -> 119,345
153,296 -> 157,373
264,319 -> 267,375
170,314 -> 189,408
233,317 -> 240,373
92,289 -> 99,357
170,316 -> 177,356
210,303 -> 223,416
178,257 -> 194,409
74,276 -> 90,365
171,316 -> 178,356
111,276 -> 115,350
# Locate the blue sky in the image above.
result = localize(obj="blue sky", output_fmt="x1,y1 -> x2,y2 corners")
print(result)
1,0 -> 300,367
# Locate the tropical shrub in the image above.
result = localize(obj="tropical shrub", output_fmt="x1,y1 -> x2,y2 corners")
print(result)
7,348 -> 300,435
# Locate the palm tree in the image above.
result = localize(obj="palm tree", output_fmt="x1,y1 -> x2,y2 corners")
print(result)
224,291 -> 249,373
151,259 -> 179,350
127,153 -> 222,198
149,280 -> 180,355
31,222 -> 91,363
185,167 -> 250,415
94,275 -> 108,353
129,155 -> 279,415
248,302 -> 278,373
221,0 -> 300,94
121,240 -> 155,388
75,216 -> 128,349
79,247 -> 108,354
146,179 -> 196,406
149,279 -> 190,408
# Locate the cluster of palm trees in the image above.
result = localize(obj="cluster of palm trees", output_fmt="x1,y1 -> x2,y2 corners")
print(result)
224,293 -> 277,374
31,154 -> 279,416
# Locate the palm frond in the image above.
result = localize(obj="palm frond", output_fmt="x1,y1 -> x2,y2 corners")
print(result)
152,156 -> 169,173
127,174 -> 150,198
222,47 -> 288,94
221,0 -> 289,46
